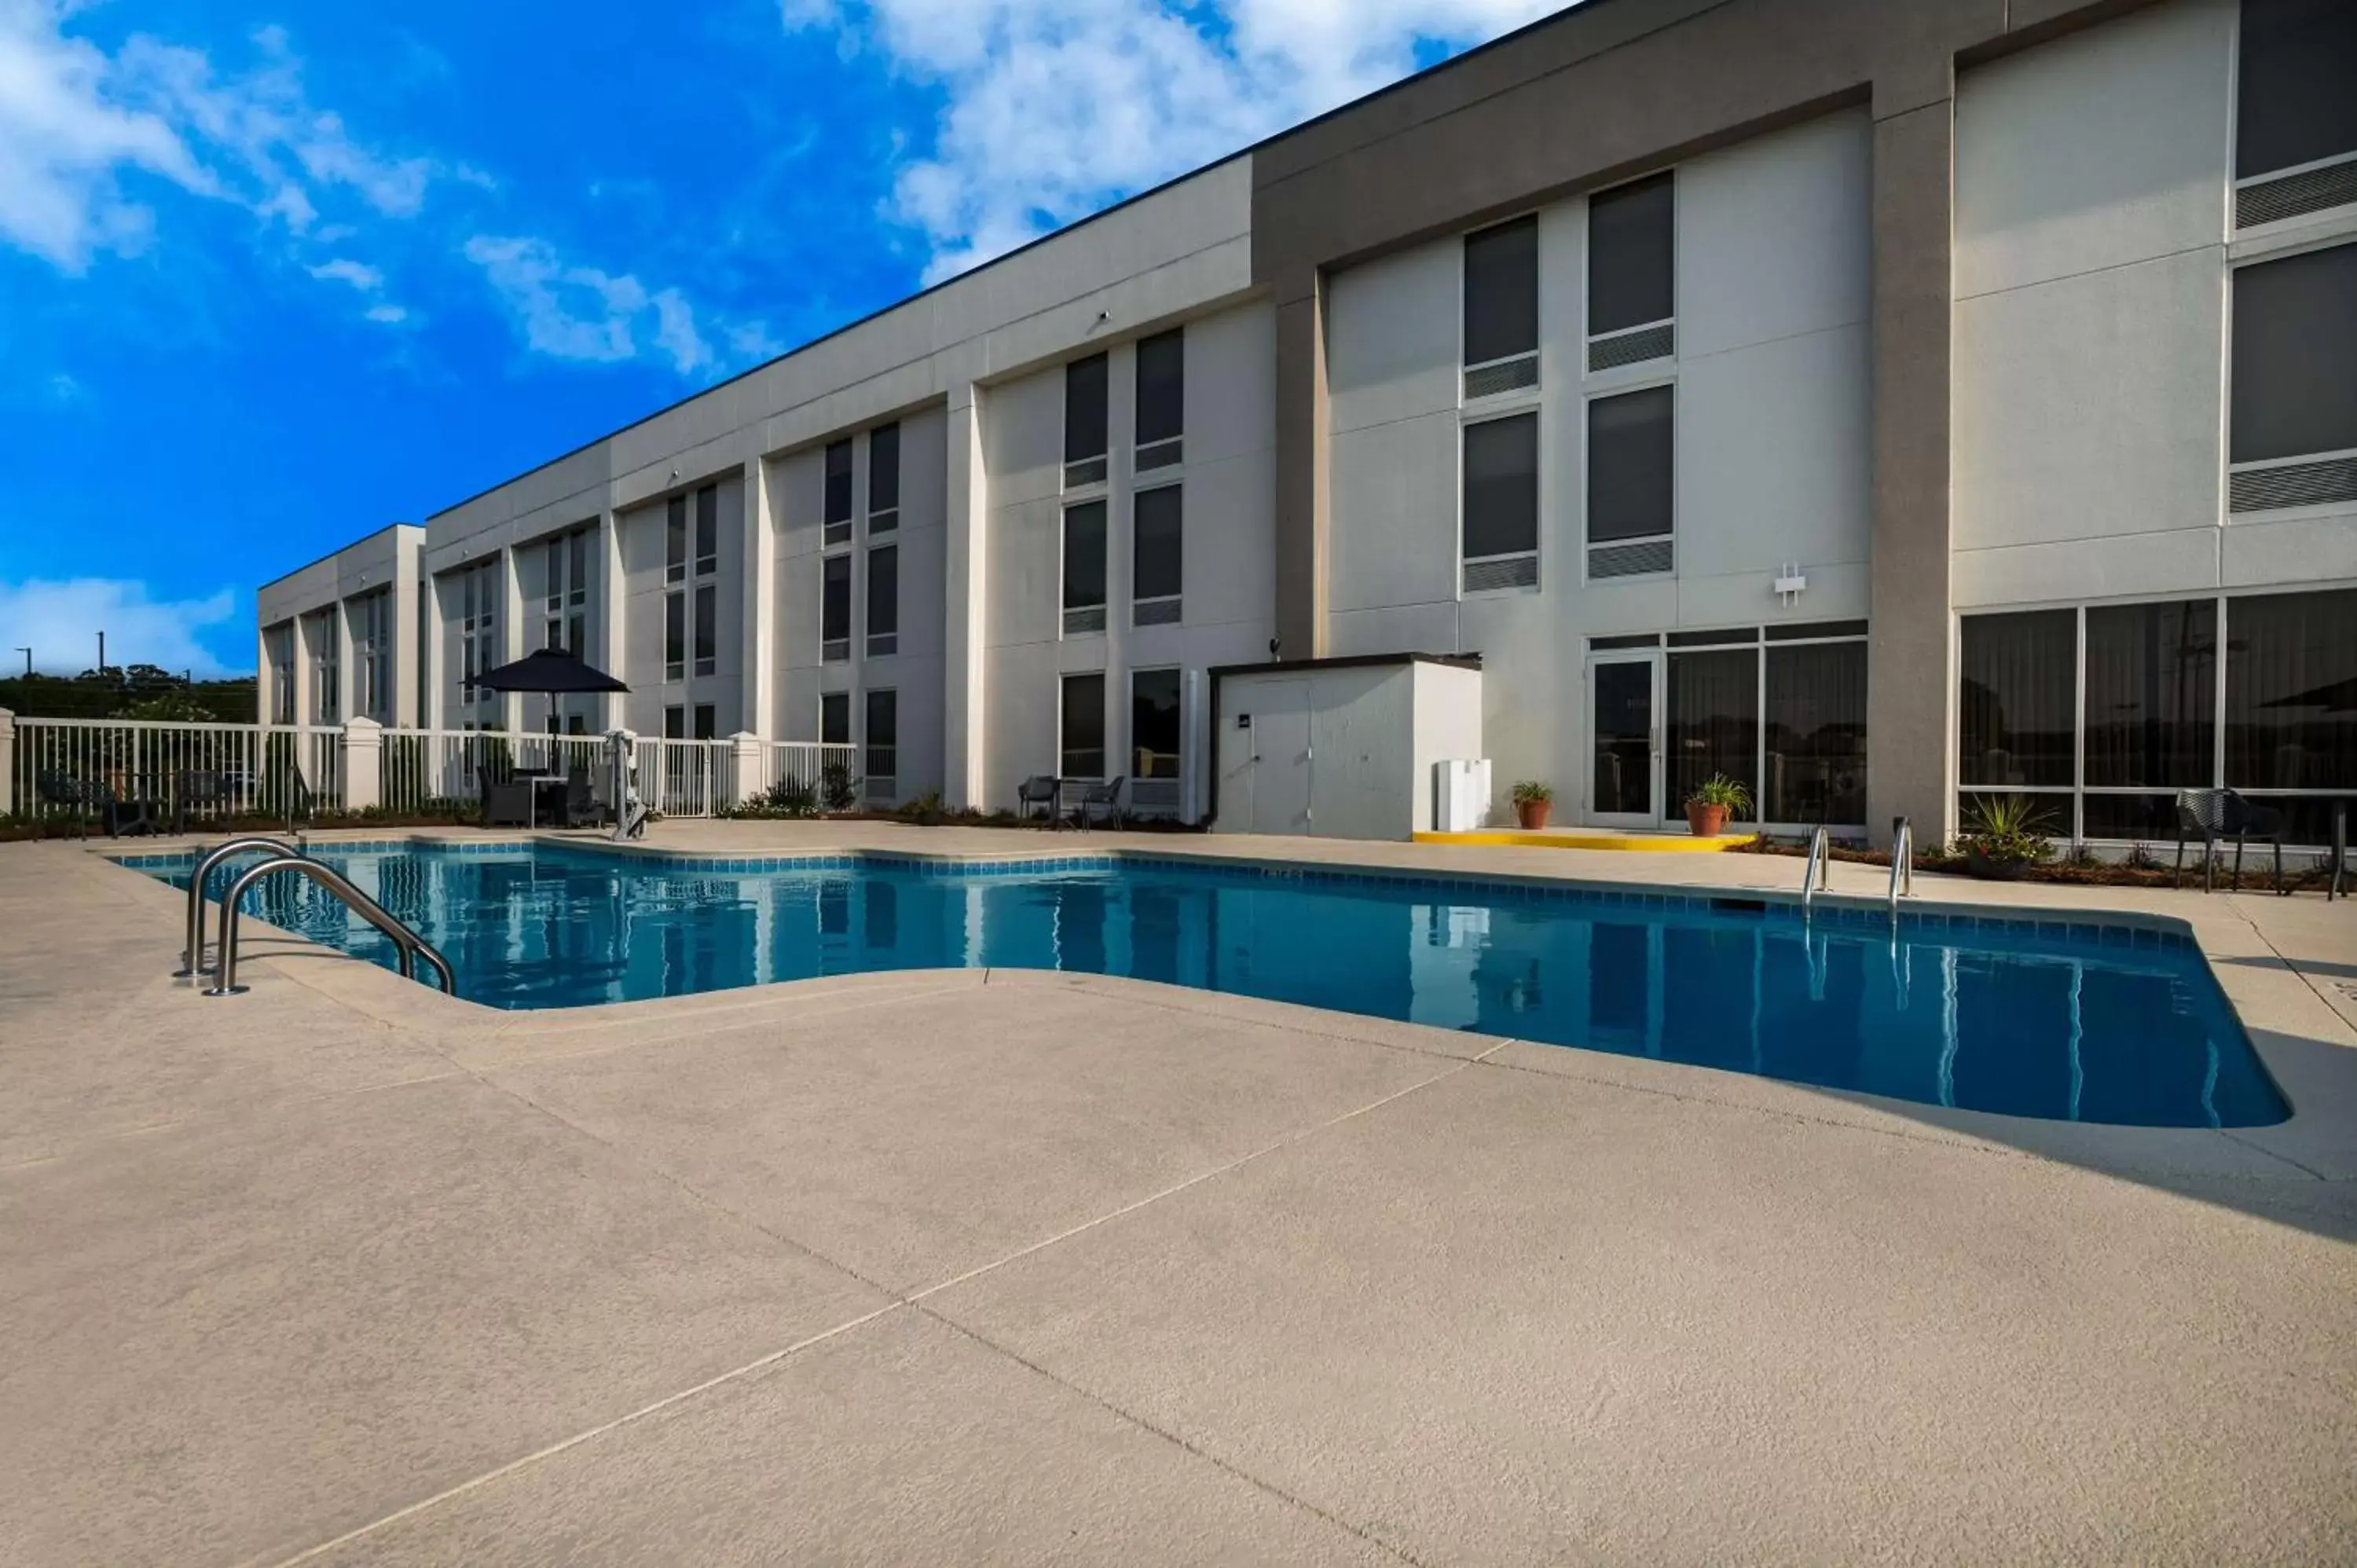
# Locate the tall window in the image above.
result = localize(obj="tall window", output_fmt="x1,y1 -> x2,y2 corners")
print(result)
694,485 -> 718,576
1666,642 -> 1756,818
350,591 -> 390,723
1462,413 -> 1538,591
1064,353 -> 1109,487
2228,243 -> 2357,513
544,526 -> 591,661
1462,214 -> 1538,397
866,689 -> 898,789
2234,0 -> 2357,223
665,494 -> 687,584
1135,328 -> 1185,470
310,611 -> 339,725
1062,500 -> 1108,635
457,560 -> 500,715
821,553 -> 851,661
1587,171 -> 1675,368
820,691 -> 849,746
665,589 -> 686,682
693,584 -> 717,676
867,423 -> 900,533
823,438 -> 854,547
1764,636 -> 1868,826
1061,671 -> 1106,779
1131,668 -> 1182,785
268,628 -> 295,724
692,703 -> 717,742
867,544 -> 898,658
1132,485 -> 1182,625
1585,385 -> 1674,578
1961,592 -> 2357,844
664,705 -> 684,740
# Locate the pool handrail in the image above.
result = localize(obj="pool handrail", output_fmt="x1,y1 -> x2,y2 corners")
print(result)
1887,817 -> 1914,921
1801,825 -> 1831,914
178,835 -> 303,977
203,854 -> 454,998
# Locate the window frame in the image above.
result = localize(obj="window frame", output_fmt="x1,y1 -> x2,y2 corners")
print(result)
1059,669 -> 1108,781
820,551 -> 852,662
1131,482 -> 1183,625
1584,169 -> 1677,365
865,687 -> 898,786
1581,374 -> 1678,581
1135,328 -> 1186,471
1459,408 -> 1541,592
1061,498 -> 1109,636
664,588 -> 686,683
1461,212 -> 1541,381
2225,238 -> 2357,515
1063,352 -> 1110,490
694,485 -> 718,577
692,582 -> 717,677
823,438 -> 855,548
867,422 -> 900,533
867,542 -> 899,658
665,494 -> 687,584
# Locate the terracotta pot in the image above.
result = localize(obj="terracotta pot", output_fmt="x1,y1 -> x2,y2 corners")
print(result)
1686,802 -> 1728,837
1515,799 -> 1552,830
1965,848 -> 2031,881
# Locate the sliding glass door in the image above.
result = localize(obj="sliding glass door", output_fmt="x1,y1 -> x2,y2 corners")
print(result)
1589,654 -> 1659,826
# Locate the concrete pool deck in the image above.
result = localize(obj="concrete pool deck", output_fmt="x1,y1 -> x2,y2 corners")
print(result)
3,823 -> 2354,1563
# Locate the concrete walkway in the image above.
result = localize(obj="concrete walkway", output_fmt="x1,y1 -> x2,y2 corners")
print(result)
2,825 -> 2353,1564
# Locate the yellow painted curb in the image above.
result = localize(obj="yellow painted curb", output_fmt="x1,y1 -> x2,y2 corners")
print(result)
1412,829 -> 1760,853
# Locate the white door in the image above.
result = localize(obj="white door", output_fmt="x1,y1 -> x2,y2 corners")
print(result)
1247,680 -> 1313,837
1587,654 -> 1661,828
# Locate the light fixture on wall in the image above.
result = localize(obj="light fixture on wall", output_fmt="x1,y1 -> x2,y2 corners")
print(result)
1773,563 -> 1807,608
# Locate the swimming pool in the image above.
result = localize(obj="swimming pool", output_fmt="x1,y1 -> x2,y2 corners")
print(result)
136,842 -> 2288,1129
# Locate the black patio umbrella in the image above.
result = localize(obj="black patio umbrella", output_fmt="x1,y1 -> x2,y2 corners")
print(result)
475,647 -> 630,695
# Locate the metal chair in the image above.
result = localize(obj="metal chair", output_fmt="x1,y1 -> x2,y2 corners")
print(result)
1017,774 -> 1059,826
34,771 -> 101,839
2223,789 -> 2286,895
2174,788 -> 2286,894
1074,775 -> 1126,830
173,770 -> 230,835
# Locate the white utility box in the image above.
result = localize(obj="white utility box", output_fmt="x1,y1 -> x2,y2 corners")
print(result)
1432,758 -> 1492,832
1211,654 -> 1484,841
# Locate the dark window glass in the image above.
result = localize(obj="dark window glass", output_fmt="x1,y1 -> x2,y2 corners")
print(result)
664,590 -> 684,676
693,584 -> 717,673
1765,641 -> 1868,826
1462,215 -> 1538,366
2236,0 -> 2357,179
823,438 -> 854,524
1063,500 -> 1107,610
1667,647 -> 1758,817
1591,661 -> 1653,815
692,704 -> 716,741
663,705 -> 684,740
694,485 -> 717,573
1134,486 -> 1182,602
1135,329 -> 1184,446
2231,243 -> 2357,464
1131,668 -> 1182,779
1765,620 -> 1868,642
2226,588 -> 2357,789
866,689 -> 897,779
1462,413 -> 1538,559
1588,172 -> 1674,336
1586,387 -> 1673,543
1667,627 -> 1754,648
867,545 -> 898,636
1065,353 -> 1109,463
1061,672 -> 1106,778
821,554 -> 851,644
569,528 -> 588,603
1959,610 -> 2077,787
868,423 -> 900,514
665,494 -> 687,582
2083,600 -> 2215,788
820,691 -> 849,745
2080,793 -> 2184,841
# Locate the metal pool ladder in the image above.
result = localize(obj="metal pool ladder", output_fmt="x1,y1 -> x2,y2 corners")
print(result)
178,836 -> 304,978
1887,816 -> 1914,922
198,852 -> 454,998
1801,825 -> 1831,914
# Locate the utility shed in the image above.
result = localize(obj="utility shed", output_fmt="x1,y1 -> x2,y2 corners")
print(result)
1210,654 -> 1484,840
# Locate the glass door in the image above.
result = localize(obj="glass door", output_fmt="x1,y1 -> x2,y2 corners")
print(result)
1589,654 -> 1660,827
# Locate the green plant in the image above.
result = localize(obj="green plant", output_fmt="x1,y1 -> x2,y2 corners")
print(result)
899,789 -> 947,823
1957,794 -> 2055,864
1509,779 -> 1553,807
2063,840 -> 2099,869
819,760 -> 860,813
1685,774 -> 1753,817
2126,841 -> 2161,871
113,691 -> 217,723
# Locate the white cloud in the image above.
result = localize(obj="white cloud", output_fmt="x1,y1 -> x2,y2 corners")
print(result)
0,577 -> 241,676
464,233 -> 768,378
0,2 -> 439,270
786,0 -> 1573,281
363,302 -> 408,324
307,256 -> 382,291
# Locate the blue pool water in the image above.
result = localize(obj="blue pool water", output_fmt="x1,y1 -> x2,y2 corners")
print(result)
140,843 -> 2288,1129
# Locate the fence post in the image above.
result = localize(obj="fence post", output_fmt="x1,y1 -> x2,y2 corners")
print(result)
727,732 -> 763,809
342,716 -> 383,812
0,707 -> 13,817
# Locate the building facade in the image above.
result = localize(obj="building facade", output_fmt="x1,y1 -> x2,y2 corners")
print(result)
256,0 -> 2357,843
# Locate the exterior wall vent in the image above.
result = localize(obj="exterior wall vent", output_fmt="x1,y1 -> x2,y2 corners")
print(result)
1587,538 -> 1673,579
866,632 -> 897,658
1131,779 -> 1181,815
1132,597 -> 1182,626
1063,605 -> 1107,635
1135,438 -> 1183,473
1462,354 -> 1538,401
2229,453 -> 2357,513
821,637 -> 850,662
1587,321 -> 1675,372
1063,456 -> 1108,489
1462,551 -> 1538,592
2237,158 -> 2357,229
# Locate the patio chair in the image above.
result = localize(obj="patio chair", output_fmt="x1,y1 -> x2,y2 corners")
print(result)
173,770 -> 230,835
1074,775 -> 1126,830
33,771 -> 101,840
1017,774 -> 1059,826
481,778 -> 533,829
560,766 -> 599,828
2174,788 -> 2286,895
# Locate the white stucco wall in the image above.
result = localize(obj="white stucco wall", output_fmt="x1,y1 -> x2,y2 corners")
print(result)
255,523 -> 422,728
1321,108 -> 1872,824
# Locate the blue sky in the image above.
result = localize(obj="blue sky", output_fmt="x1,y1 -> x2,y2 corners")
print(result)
0,0 -> 1568,676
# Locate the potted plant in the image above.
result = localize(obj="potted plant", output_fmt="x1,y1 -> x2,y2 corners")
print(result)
1684,774 -> 1752,837
1956,794 -> 2054,880
1510,779 -> 1553,830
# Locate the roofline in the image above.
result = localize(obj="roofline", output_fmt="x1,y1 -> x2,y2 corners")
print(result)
1207,651 -> 1484,682
424,0 -> 1619,526
256,521 -> 421,595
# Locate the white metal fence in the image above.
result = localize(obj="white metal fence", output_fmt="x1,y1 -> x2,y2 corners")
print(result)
378,729 -> 610,815
9,717 -> 338,826
747,742 -> 862,810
